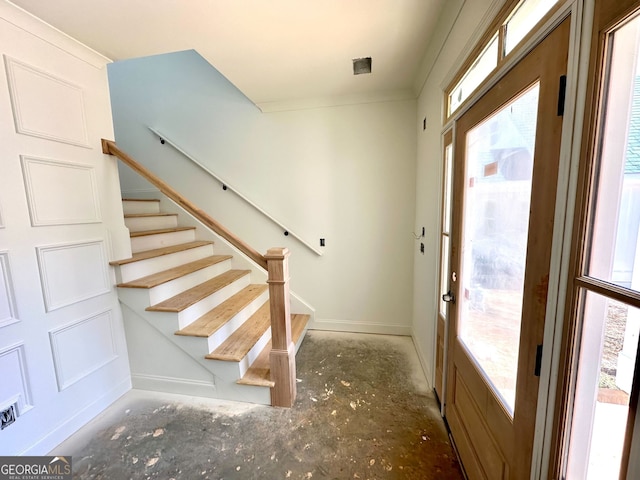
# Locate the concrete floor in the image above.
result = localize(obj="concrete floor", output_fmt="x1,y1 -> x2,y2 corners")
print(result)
51,331 -> 464,479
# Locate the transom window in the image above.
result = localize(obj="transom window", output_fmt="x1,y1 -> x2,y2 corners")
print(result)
446,0 -> 560,117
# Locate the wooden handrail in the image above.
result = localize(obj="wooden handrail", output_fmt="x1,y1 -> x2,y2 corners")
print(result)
104,138 -> 297,407
102,139 -> 268,270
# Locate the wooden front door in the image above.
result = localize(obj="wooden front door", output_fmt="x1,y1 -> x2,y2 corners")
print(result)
444,17 -> 570,479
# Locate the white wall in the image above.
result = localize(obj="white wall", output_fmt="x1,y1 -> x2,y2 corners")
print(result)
108,50 -> 418,334
0,0 -> 131,455
411,0 -> 502,383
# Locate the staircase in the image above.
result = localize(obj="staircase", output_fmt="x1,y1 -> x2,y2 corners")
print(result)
110,197 -> 310,406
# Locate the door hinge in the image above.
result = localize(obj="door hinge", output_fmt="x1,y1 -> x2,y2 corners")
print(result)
557,75 -> 567,116
534,344 -> 543,377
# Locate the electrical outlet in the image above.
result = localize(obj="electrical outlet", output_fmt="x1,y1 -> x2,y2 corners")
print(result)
420,243 -> 425,254
320,238 -> 325,247
1,404 -> 16,430
422,227 -> 425,237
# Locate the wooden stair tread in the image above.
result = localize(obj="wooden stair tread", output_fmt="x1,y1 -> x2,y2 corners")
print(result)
175,284 -> 269,337
109,240 -> 213,266
117,255 -> 233,289
130,226 -> 195,237
237,344 -> 273,387
206,303 -> 271,361
237,313 -> 311,387
291,314 -> 310,343
124,213 -> 177,218
146,269 -> 250,312
122,198 -> 160,202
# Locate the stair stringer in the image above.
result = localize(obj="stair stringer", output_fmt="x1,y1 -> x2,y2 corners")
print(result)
120,302 -> 271,405
156,195 -> 316,321
116,286 -> 271,379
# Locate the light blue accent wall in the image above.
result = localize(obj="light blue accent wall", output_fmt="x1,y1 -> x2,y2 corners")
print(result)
107,49 -> 418,333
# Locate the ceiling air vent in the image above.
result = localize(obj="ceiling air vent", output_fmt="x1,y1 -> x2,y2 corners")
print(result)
353,57 -> 372,75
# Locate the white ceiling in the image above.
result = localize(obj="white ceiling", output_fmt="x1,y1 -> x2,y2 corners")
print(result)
10,0 -> 445,107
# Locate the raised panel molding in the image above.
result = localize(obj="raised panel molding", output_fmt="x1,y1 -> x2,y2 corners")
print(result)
49,310 -> 118,391
21,156 -> 101,226
0,343 -> 34,415
4,55 -> 90,147
0,252 -> 19,328
36,240 -> 110,312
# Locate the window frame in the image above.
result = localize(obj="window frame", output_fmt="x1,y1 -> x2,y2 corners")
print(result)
444,0 -> 564,119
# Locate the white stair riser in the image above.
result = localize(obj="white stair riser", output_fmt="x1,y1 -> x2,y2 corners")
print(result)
177,275 -> 251,329
131,229 -> 196,253
205,293 -> 270,353
116,244 -> 214,283
125,215 -> 177,231
206,326 -> 271,380
148,259 -> 233,305
123,200 -> 160,215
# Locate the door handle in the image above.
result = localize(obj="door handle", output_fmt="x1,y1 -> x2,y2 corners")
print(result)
442,290 -> 455,304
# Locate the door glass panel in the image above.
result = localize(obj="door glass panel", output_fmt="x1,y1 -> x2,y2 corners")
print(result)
587,15 -> 640,295
440,236 -> 450,316
566,291 -> 636,480
459,83 -> 540,414
443,143 -> 453,234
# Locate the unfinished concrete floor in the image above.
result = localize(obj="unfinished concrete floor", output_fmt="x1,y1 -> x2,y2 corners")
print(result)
51,331 -> 464,479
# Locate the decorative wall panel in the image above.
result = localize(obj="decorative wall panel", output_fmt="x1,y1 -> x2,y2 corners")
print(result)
0,252 -> 18,328
21,156 -> 101,226
49,310 -> 117,391
0,343 -> 33,415
36,240 -> 110,312
4,55 -> 89,147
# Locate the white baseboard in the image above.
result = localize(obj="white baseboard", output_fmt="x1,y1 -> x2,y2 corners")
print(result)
131,373 -> 217,398
26,377 -> 132,456
411,333 -> 434,391
131,374 -> 271,405
310,318 -> 412,336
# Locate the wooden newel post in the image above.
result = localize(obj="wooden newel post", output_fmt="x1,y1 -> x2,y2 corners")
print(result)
265,247 -> 296,407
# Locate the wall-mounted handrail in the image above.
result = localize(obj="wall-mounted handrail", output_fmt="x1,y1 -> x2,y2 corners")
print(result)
147,126 -> 323,256
102,138 -> 268,269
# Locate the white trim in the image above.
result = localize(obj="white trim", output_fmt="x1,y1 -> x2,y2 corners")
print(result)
131,373 -> 217,397
149,126 -> 324,256
256,89 -> 415,113
0,251 -> 19,328
4,55 -> 90,148
20,378 -> 130,455
20,155 -> 102,226
49,310 -> 119,391
36,239 -> 110,312
310,318 -> 412,336
0,1 -> 111,69
0,342 -> 33,416
411,332 -> 434,391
